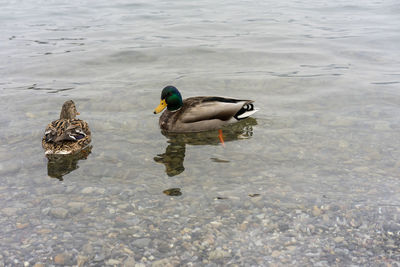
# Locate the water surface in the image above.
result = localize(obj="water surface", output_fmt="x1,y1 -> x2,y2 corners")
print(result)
1,0 -> 399,265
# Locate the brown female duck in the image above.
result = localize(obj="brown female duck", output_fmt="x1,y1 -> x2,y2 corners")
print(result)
42,100 -> 91,155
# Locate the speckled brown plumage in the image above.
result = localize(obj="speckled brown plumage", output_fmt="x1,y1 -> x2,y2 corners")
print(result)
42,100 -> 91,155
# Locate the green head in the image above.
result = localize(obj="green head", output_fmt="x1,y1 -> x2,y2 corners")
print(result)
154,86 -> 183,114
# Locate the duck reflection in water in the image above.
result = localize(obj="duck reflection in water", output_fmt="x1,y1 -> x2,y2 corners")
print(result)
154,118 -> 257,176
46,145 -> 92,180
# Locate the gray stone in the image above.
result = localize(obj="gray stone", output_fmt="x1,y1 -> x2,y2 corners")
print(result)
124,257 -> 136,266
383,223 -> 400,235
132,238 -> 151,248
93,254 -> 105,262
82,243 -> 94,255
209,248 -> 230,260
278,223 -> 289,232
49,208 -> 69,219
105,259 -> 121,265
151,257 -> 179,267
67,202 -> 85,214
2,207 -> 18,216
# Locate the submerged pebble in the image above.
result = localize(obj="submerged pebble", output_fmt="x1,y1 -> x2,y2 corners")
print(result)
163,188 -> 182,196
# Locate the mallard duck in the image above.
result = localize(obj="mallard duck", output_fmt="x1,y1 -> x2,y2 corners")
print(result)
42,100 -> 91,155
153,86 -> 258,133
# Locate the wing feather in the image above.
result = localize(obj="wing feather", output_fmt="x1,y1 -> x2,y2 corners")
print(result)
180,97 -> 252,123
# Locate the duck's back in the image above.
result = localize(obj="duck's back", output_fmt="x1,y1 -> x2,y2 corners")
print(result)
42,119 -> 91,155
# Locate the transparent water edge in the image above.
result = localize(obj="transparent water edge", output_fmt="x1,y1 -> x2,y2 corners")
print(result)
1,0 -> 400,265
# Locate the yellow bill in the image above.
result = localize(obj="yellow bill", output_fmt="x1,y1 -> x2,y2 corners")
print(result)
154,99 -> 167,114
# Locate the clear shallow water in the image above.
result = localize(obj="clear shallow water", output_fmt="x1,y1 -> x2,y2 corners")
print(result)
1,0 -> 400,265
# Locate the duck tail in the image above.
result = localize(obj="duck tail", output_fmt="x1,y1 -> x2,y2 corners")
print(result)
234,102 -> 259,120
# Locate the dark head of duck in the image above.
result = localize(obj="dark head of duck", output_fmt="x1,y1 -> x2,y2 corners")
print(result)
154,86 -> 183,114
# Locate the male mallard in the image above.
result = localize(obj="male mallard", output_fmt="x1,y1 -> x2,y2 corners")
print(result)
42,100 -> 91,155
153,86 -> 258,133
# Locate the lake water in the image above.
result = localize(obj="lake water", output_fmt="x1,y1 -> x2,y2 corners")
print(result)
1,0 -> 400,265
